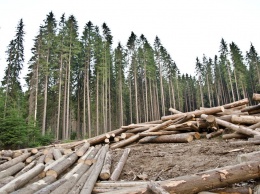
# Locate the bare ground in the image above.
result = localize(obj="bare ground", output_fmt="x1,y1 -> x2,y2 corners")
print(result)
110,137 -> 260,190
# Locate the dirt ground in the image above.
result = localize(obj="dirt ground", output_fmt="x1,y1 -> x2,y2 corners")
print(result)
110,137 -> 260,190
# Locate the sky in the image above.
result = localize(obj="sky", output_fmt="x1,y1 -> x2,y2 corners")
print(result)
0,0 -> 260,88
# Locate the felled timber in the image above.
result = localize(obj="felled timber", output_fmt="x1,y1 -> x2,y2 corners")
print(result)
110,148 -> 131,181
236,151 -> 260,163
99,151 -> 112,180
139,131 -> 180,137
253,93 -> 260,101
222,98 -> 249,109
168,108 -> 182,114
139,133 -> 194,144
229,140 -> 260,146
222,132 -> 248,140
0,162 -> 25,179
147,180 -> 170,194
206,129 -> 224,139
231,115 -> 260,125
103,159 -> 260,194
0,152 -> 31,171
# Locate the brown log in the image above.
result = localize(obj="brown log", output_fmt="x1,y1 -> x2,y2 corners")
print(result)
37,154 -> 45,164
0,162 -> 25,179
231,115 -> 260,125
147,180 -> 170,194
87,128 -> 128,146
120,133 -> 135,139
12,175 -> 56,194
126,126 -> 151,133
110,148 -> 131,181
169,108 -> 182,114
76,142 -> 90,157
0,163 -> 44,193
122,123 -> 158,129
12,151 -> 23,158
139,133 -> 194,144
209,187 -> 252,194
15,160 -> 36,177
80,145 -> 109,194
241,103 -> 260,112
253,93 -> 260,101
196,118 -> 208,129
163,122 -> 195,131
161,106 -> 224,121
52,148 -> 63,160
222,98 -> 249,109
104,159 -> 260,194
99,151 -> 112,180
46,153 -> 78,178
26,152 -> 42,163
1,150 -> 13,158
44,149 -> 54,163
206,129 -> 224,139
0,152 -> 31,171
201,114 -> 260,137
94,181 -> 148,188
222,133 -> 248,140
139,131 -> 180,137
248,108 -> 260,115
248,121 -> 260,129
186,132 -> 201,139
205,115 -> 219,131
78,146 -> 94,163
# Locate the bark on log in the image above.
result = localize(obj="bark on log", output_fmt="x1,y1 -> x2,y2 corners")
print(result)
84,144 -> 102,165
139,133 -> 194,144
201,114 -> 260,137
229,140 -> 260,146
110,148 -> 131,181
126,126 -> 151,133
206,129 -> 224,139
46,152 -> 78,178
103,159 -> 260,194
15,160 -> 36,177
236,151 -> 260,163
253,93 -> 260,101
168,108 -> 182,114
94,181 -> 148,188
0,162 -> 25,179
44,149 -> 54,163
34,178 -> 67,194
0,176 -> 14,188
139,131 -> 180,137
231,115 -> 260,125
77,146 -> 94,163
26,152 -> 42,163
1,150 -> 13,158
99,151 -> 112,180
186,132 -> 201,139
222,133 -> 248,140
76,142 -> 90,157
37,154 -> 46,164
121,133 -> 135,139
147,180 -> 169,194
0,152 -> 31,171
80,145 -> 109,194
205,115 -> 219,131
222,98 -> 249,109
87,128 -> 128,146
161,106 -> 224,121
12,175 -> 56,194
0,163 -> 44,193
241,103 -> 260,113
53,148 -> 63,160
248,121 -> 260,130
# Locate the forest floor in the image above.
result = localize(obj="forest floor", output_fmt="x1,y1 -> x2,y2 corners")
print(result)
110,137 -> 260,191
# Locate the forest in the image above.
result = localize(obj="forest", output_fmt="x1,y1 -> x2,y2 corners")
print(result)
1,11 -> 259,148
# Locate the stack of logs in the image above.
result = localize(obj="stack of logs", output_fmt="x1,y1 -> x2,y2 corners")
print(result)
0,93 -> 260,193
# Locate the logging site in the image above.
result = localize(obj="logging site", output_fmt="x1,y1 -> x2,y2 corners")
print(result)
1,93 -> 260,193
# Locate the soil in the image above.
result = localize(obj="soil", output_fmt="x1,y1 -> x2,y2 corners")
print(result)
110,137 -> 260,187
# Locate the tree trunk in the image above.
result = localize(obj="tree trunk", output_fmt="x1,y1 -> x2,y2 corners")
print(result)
222,132 -> 248,140
231,115 -> 260,125
110,148 -> 130,181
147,180 -> 169,194
236,151 -> 260,163
0,162 -> 25,179
0,153 -> 30,171
99,151 -> 112,180
42,53 -> 49,135
0,163 -> 44,193
139,133 -> 194,144
76,142 -> 90,157
206,129 -> 224,139
223,98 -> 248,109
253,93 -> 260,101
57,54 -> 63,140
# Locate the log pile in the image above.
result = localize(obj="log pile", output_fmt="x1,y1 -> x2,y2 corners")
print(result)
1,93 -> 260,193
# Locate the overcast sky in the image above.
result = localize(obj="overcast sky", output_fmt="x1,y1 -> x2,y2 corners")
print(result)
1,0 -> 260,88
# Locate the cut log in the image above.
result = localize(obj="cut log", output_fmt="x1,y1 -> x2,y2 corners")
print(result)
139,133 -> 194,144
0,156 -> 11,161
94,181 -> 148,188
147,180 -> 170,194
34,178 -> 67,194
139,131 -> 180,137
80,145 -> 109,194
110,148 -> 131,181
241,103 -> 260,113
78,146 -> 94,163
201,114 -> 260,137
37,154 -> 46,164
161,106 -> 224,121
12,175 -> 56,194
0,152 -> 31,171
52,148 -> 63,160
253,93 -> 260,101
104,159 -> 260,194
99,151 -> 112,180
44,149 -> 54,163
205,115 -> 219,131
222,133 -> 248,140
206,129 -> 224,139
169,108 -> 182,114
0,162 -> 25,179
186,132 -> 201,139
231,115 -> 260,125
0,176 -> 15,188
222,98 -> 249,109
236,151 -> 260,163
0,163 -> 44,193
15,160 -> 36,177
229,140 -> 260,146
120,133 -> 135,139
1,150 -> 13,158
76,142 -> 90,157
85,144 -> 102,165
248,121 -> 260,129
46,152 -> 78,178
87,128 -> 128,146
26,152 -> 42,163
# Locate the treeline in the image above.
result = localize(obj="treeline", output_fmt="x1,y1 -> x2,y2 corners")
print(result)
1,12 -> 260,147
